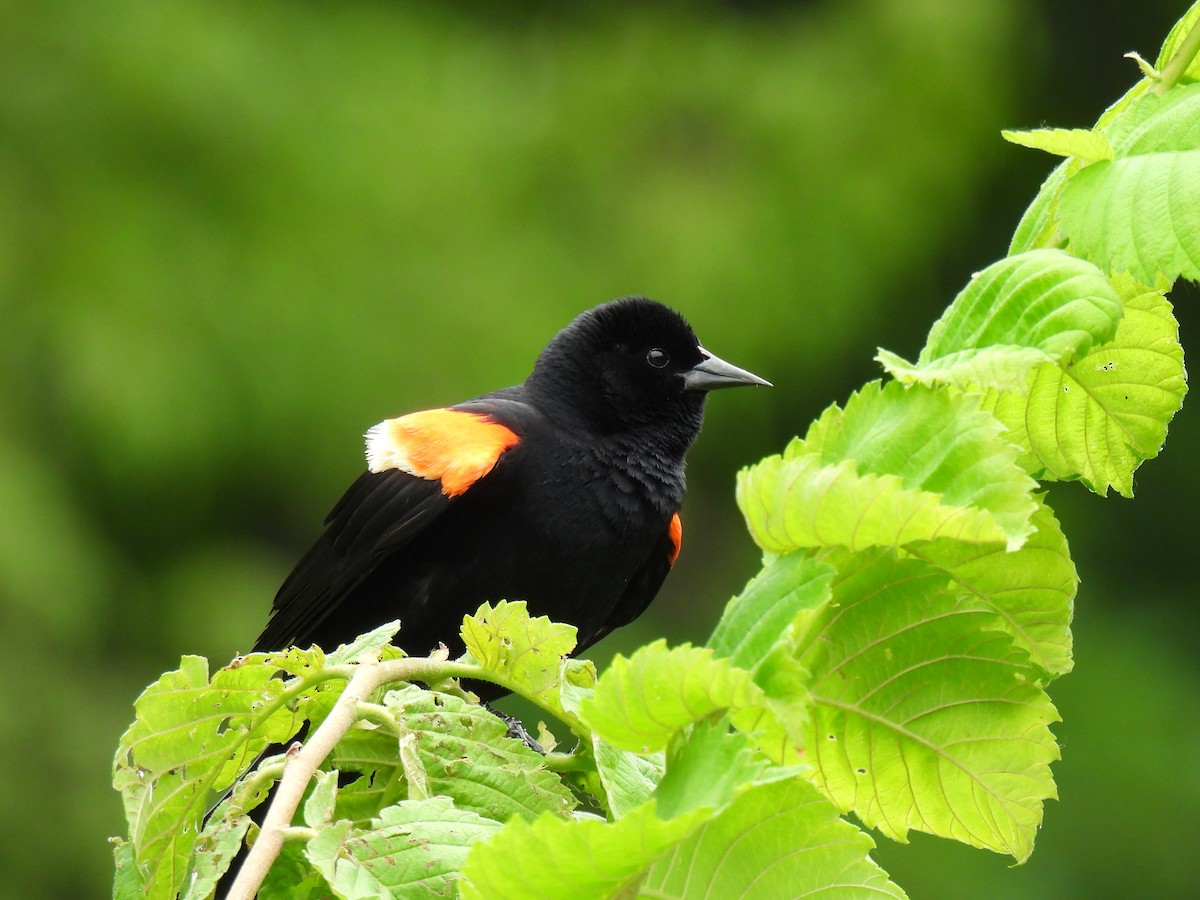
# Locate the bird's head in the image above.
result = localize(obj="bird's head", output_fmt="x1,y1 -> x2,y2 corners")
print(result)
527,297 -> 769,450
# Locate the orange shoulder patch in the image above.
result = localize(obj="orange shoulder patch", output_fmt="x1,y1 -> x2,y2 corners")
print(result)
365,409 -> 520,497
667,512 -> 682,566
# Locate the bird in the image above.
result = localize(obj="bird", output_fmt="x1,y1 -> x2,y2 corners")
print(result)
252,296 -> 769,664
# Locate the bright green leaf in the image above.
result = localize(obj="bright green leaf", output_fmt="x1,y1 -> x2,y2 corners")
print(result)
303,770 -> 339,830
459,802 -> 708,900
708,551 -> 834,674
878,250 -> 1123,391
112,655 -> 309,900
980,278 -> 1187,496
1009,160 -> 1069,254
579,641 -> 765,754
592,739 -> 664,819
307,799 -> 504,900
1156,2 -> 1200,81
799,550 -> 1061,861
739,382 -> 1038,554
1060,84 -> 1200,283
1002,127 -> 1113,161
645,776 -> 907,900
654,719 -> 768,820
907,494 -> 1077,677
326,620 -> 402,666
461,600 -> 577,703
382,685 -> 576,823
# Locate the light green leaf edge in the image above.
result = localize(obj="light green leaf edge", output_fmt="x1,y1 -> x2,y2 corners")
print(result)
878,250 -> 1123,392
738,382 -> 1038,554
1002,127 -> 1113,162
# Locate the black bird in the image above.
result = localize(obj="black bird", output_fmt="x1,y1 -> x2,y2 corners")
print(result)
254,297 -> 769,661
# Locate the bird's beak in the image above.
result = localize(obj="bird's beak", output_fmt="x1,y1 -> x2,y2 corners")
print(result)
683,347 -> 772,392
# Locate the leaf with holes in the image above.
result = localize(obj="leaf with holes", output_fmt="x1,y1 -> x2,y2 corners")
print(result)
978,277 -> 1187,496
798,550 -> 1061,861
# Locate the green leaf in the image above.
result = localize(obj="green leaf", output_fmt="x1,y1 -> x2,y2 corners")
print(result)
645,776 -> 907,900
1156,2 -> 1200,81
180,797 -> 252,900
878,250 -> 1123,391
738,382 -> 1038,554
708,551 -> 834,674
579,641 -> 765,754
654,719 -> 768,820
1002,127 -> 1113,161
799,550 -> 1061,861
382,685 -> 577,823
112,655 -> 309,900
1059,84 -> 1200,283
459,802 -> 708,900
303,769 -> 339,829
259,839 -> 329,900
111,839 -> 142,900
980,277 -> 1187,496
326,620 -> 402,665
1009,160 -> 1069,254
306,799 -> 504,900
592,739 -> 665,819
461,600 -> 577,703
908,495 -> 1077,677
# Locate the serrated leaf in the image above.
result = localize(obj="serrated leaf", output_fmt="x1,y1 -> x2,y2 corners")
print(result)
878,250 -> 1123,391
1059,84 -> 1200,283
654,719 -> 768,820
382,685 -> 576,823
1002,127 -> 1113,161
112,655 -> 308,900
799,550 -> 1061,861
307,799 -> 504,900
645,776 -> 907,900
461,600 -> 577,702
979,279 -> 1187,496
908,495 -> 1077,677
708,551 -> 834,674
738,382 -> 1038,554
579,641 -> 765,754
459,801 -> 708,900
592,739 -> 664,819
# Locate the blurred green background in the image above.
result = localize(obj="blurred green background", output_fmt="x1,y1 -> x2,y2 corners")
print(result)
2,1 -> 1197,897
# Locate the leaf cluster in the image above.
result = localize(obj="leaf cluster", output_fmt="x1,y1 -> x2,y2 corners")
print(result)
113,5 -> 1198,898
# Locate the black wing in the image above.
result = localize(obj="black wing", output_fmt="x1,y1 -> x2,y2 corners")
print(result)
252,468 -> 452,653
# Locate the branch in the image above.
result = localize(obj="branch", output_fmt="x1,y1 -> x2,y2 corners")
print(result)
224,654 -> 480,900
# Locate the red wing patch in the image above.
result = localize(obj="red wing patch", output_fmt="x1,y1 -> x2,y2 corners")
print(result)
667,512 -> 682,566
365,409 -> 520,497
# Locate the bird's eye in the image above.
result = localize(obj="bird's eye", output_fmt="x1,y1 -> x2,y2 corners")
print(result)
646,348 -> 670,369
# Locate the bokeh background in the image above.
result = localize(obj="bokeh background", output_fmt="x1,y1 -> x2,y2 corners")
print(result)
2,1 -> 1197,897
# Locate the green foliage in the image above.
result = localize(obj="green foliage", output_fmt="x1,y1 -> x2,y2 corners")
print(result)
110,5 -> 1197,899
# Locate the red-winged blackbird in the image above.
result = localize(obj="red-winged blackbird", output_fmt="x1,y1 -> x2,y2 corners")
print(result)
253,297 -> 768,660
